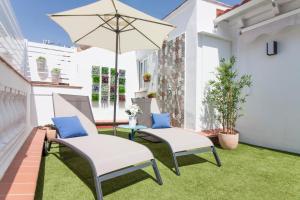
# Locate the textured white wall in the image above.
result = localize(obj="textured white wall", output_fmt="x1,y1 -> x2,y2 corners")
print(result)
0,60 -> 33,179
235,22 -> 300,154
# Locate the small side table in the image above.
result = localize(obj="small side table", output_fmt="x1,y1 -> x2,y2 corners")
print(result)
117,125 -> 147,141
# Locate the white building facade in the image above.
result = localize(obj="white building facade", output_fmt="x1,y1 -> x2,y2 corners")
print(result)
215,0 -> 300,154
27,42 -> 139,125
0,0 -> 32,179
1,0 -> 300,179
137,0 -> 300,154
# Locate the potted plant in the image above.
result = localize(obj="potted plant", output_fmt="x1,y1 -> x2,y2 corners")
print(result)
36,56 -> 46,71
44,124 -> 57,141
143,72 -> 151,82
206,57 -> 252,150
125,104 -> 142,128
147,92 -> 156,98
51,68 -> 61,84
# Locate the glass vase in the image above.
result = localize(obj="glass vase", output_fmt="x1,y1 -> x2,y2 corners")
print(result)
129,116 -> 137,128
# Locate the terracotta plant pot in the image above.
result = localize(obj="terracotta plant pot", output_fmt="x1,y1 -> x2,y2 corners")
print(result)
46,129 -> 57,141
218,132 -> 239,150
143,77 -> 150,82
143,73 -> 151,82
51,72 -> 61,84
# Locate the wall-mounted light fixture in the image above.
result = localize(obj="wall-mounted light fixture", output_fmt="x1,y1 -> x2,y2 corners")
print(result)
266,41 -> 278,56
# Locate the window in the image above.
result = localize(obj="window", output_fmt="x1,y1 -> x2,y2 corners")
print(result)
138,58 -> 148,89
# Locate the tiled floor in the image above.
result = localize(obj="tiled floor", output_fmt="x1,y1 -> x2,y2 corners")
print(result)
0,129 -> 45,200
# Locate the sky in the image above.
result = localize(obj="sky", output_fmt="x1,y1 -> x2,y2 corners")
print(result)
11,0 -> 241,46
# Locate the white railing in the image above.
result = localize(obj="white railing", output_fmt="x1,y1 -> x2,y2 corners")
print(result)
0,0 -> 28,77
0,83 -> 27,157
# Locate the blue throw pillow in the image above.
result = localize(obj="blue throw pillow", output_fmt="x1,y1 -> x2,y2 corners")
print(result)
152,113 -> 171,129
52,116 -> 88,139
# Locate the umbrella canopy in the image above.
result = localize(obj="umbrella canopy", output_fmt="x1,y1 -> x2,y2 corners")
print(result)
49,0 -> 174,136
50,0 -> 174,53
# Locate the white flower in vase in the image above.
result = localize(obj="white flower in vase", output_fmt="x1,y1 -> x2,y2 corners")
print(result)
125,104 -> 142,128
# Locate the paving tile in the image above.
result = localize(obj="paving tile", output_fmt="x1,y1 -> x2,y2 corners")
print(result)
0,129 -> 45,200
0,194 -> 34,200
0,173 -> 37,184
0,183 -> 36,195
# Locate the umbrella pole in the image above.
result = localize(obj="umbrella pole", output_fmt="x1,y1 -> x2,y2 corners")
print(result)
113,15 -> 120,136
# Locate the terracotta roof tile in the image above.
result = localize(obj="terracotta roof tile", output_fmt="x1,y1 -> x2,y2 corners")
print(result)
216,0 -> 251,17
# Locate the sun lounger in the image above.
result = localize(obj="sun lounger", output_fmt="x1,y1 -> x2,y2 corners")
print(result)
132,98 -> 222,176
48,94 -> 162,200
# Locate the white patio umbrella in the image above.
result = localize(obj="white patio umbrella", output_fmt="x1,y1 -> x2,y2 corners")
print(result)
50,0 -> 174,135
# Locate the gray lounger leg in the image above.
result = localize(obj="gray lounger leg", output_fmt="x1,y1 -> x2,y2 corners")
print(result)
151,159 -> 163,185
172,153 -> 181,176
211,146 -> 222,167
95,177 -> 103,200
47,141 -> 52,152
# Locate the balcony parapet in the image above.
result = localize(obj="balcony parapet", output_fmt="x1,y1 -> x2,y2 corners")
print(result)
0,83 -> 27,163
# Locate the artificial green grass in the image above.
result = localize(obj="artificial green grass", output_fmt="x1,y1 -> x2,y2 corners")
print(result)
35,130 -> 300,200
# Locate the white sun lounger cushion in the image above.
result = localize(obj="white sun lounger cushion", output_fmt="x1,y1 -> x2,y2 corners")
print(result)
141,128 -> 213,153
56,134 -> 154,176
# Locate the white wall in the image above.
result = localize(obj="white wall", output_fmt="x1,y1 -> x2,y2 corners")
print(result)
31,86 -> 83,125
31,47 -> 139,125
197,33 -> 232,130
75,47 -> 139,121
0,60 -> 33,179
136,0 -> 230,130
27,42 -> 77,84
165,0 -> 198,130
235,19 -> 300,154
197,0 -> 230,34
194,0 -> 232,131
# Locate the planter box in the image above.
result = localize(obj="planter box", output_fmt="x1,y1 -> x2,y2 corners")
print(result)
200,129 -> 221,146
46,129 -> 57,141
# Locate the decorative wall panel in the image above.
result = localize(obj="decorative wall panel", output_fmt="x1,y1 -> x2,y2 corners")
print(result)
91,66 -> 100,102
157,34 -> 185,127
101,67 -> 109,104
118,69 -> 126,102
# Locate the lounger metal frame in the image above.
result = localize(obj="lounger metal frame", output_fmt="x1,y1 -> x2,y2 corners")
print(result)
50,93 -> 163,199
138,131 -> 222,176
47,139 -> 163,200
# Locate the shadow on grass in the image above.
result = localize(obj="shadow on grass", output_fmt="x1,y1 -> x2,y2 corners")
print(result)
141,140 -> 214,175
47,144 -> 155,199
103,129 -> 215,174
239,142 -> 300,157
35,157 -> 46,200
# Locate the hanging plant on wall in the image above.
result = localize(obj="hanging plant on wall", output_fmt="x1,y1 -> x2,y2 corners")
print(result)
100,67 -> 109,104
205,57 -> 252,150
109,68 -> 116,102
118,69 -> 126,102
51,68 -> 61,84
147,92 -> 156,98
91,66 -> 100,103
36,56 -> 46,71
143,72 -> 151,82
